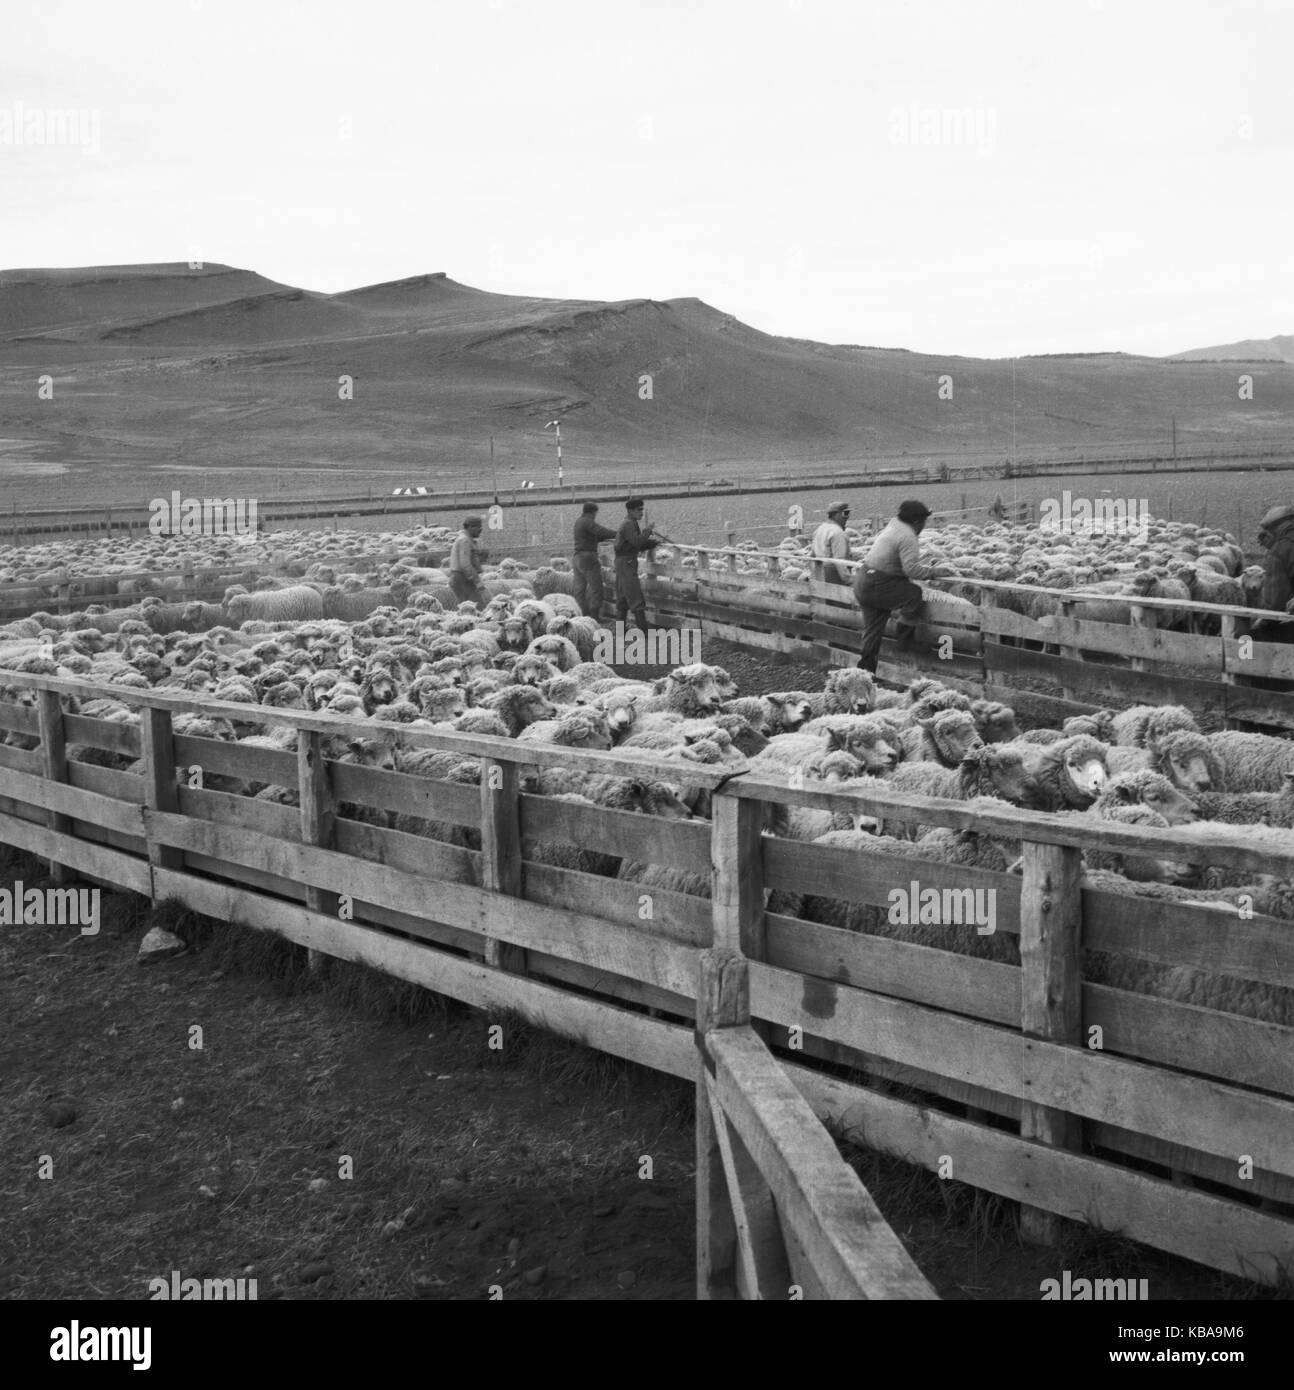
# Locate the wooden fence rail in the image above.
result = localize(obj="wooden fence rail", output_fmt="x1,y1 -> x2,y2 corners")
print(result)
646,545 -> 1294,731
0,671 -> 1292,1290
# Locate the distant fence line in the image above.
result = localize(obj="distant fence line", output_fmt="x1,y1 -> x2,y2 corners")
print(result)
5,443 -> 1294,542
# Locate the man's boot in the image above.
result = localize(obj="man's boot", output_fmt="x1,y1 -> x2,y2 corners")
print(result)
893,621 -> 919,648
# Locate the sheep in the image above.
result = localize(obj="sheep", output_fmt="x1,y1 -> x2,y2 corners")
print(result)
1011,734 -> 1108,812
1206,730 -> 1294,793
544,615 -> 600,663
522,792 -> 625,877
516,706 -> 614,750
880,744 -> 1033,840
524,634 -> 582,673
721,692 -> 814,735
635,663 -> 726,717
484,685 -> 558,737
1111,703 -> 1199,748
751,724 -> 901,778
969,699 -> 1019,744
809,667 -> 877,717
897,709 -> 982,767
569,660 -> 619,688
1191,774 -> 1294,826
224,585 -> 325,624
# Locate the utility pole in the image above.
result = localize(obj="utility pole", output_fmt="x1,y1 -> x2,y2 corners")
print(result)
490,435 -> 498,504
545,419 -> 563,488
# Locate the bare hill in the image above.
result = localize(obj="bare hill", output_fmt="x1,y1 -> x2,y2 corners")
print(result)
0,262 -> 1291,508
1167,334 -> 1294,364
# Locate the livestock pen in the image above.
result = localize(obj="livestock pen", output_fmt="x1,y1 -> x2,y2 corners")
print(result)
644,547 -> 1294,734
0,672 -> 1291,1294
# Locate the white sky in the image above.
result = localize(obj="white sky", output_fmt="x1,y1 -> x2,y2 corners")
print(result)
3,0 -> 1292,357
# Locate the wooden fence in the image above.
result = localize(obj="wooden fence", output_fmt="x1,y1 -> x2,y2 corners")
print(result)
1,672 -> 1291,1291
646,546 -> 1294,733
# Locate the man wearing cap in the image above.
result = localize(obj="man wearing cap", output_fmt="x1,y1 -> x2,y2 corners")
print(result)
852,499 -> 956,673
573,501 -> 617,620
448,514 -> 488,607
613,497 -> 660,632
811,501 -> 853,586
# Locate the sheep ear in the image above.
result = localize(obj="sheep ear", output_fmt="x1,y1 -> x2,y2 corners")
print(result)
826,728 -> 847,751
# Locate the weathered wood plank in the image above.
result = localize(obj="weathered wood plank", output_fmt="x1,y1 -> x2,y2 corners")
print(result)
0,764 -> 146,834
983,644 -> 1227,712
711,796 -> 765,958
0,810 -> 152,896
64,761 -> 145,803
709,1028 -> 937,1300
171,734 -> 298,788
64,712 -> 140,756
139,706 -> 183,872
524,862 -> 710,947
1018,841 -> 1084,1245
747,963 -> 1294,1177
519,793 -> 711,872
329,761 -> 479,828
795,1065 -> 1294,1286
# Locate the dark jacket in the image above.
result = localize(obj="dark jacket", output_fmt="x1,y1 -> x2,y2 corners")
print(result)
1261,515 -> 1294,612
613,516 -> 659,561
573,513 -> 617,554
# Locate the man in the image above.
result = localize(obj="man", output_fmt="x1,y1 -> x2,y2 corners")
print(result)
572,501 -> 617,620
1256,504 -> 1294,632
448,514 -> 488,607
852,499 -> 955,673
811,500 -> 853,585
613,497 -> 660,631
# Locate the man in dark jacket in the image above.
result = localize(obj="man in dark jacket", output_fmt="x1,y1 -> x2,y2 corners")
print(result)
572,501 -> 616,620
613,497 -> 659,631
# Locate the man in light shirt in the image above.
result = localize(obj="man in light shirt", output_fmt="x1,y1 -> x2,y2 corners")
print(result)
852,499 -> 955,673
448,515 -> 488,607
811,500 -> 853,586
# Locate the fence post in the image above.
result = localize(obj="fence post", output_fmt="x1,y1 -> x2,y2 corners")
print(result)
1057,599 -> 1077,700
1128,603 -> 1153,672
140,705 -> 183,875
36,689 -> 71,885
1018,839 -> 1084,1245
480,758 -> 526,973
298,730 -> 337,975
55,567 -> 71,615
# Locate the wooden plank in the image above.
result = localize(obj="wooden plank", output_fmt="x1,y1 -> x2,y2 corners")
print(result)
519,794 -> 710,873
299,731 -> 338,972
330,761 -> 479,828
1083,887 -> 1294,988
177,784 -> 302,841
0,701 -> 39,735
764,912 -> 1019,1024
149,866 -> 695,1080
983,644 -> 1227,713
0,764 -> 146,833
793,1065 -> 1294,1286
139,706 -> 183,872
171,734 -> 298,788
179,848 -> 305,903
704,1072 -> 792,1299
1224,636 -> 1294,680
764,837 -> 1019,917
710,795 -> 765,958
1018,841 -> 1084,1245
332,818 -> 481,885
746,963 -> 1294,1177
0,810 -> 152,896
64,712 -> 140,756
524,862 -> 710,947
481,759 -> 525,973
709,1028 -> 937,1300
65,761 -> 145,803
37,691 -> 70,885
1223,683 -> 1294,732
981,605 -> 1222,670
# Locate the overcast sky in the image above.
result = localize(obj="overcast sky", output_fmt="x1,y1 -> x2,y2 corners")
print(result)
4,0 -> 1291,357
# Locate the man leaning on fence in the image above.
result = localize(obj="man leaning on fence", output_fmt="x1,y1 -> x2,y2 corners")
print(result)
448,514 -> 488,607
811,500 -> 853,586
572,501 -> 617,621
853,499 -> 957,674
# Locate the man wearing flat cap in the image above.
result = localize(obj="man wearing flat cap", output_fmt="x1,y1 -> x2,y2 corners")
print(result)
613,497 -> 660,632
1252,504 -> 1294,642
448,514 -> 488,607
573,500 -> 617,620
811,500 -> 853,586
852,499 -> 956,673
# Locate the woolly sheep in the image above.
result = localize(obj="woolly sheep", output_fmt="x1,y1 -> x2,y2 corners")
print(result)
1206,730 -> 1294,792
224,585 -> 325,624
897,709 -> 982,767
516,706 -> 614,750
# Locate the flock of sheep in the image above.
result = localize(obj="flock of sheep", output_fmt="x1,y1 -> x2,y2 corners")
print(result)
0,519 -> 1290,1036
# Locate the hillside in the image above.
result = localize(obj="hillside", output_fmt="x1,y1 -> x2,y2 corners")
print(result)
1,263 -> 1292,510
1167,334 -> 1294,364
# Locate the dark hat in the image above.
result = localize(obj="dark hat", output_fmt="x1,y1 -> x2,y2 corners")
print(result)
897,499 -> 932,524
463,514 -> 483,528
582,501 -> 599,514
1258,505 -> 1294,532
827,499 -> 851,517
626,497 -> 645,511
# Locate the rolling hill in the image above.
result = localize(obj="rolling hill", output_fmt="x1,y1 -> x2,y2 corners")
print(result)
0,262 -> 1290,510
